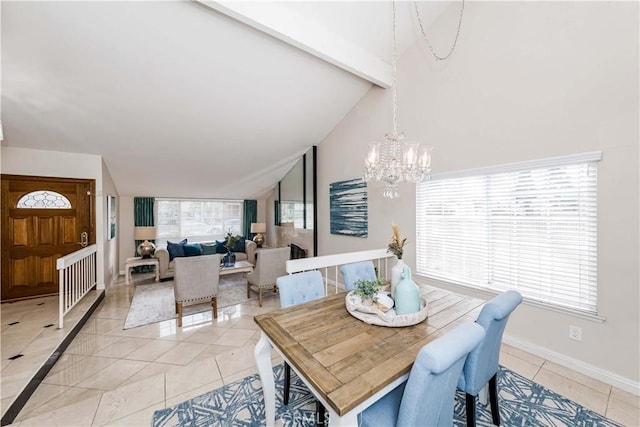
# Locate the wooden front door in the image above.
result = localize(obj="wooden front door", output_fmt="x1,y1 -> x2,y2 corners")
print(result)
1,175 -> 95,302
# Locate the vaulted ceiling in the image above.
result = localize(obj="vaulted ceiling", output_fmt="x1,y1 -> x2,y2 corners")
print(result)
1,1 -> 447,199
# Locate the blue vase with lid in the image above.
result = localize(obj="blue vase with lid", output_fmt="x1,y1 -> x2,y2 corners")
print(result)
394,265 -> 421,315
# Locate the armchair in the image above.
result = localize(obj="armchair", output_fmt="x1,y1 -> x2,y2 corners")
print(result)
358,322 -> 486,427
458,290 -> 523,426
246,247 -> 290,306
339,260 -> 377,291
173,254 -> 221,327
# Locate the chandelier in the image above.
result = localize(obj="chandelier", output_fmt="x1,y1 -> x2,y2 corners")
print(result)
363,2 -> 432,199
363,0 -> 465,199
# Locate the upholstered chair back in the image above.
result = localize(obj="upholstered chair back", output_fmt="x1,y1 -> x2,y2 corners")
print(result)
458,290 -> 523,396
173,254 -> 221,306
340,261 -> 377,292
358,322 -> 485,427
277,270 -> 325,309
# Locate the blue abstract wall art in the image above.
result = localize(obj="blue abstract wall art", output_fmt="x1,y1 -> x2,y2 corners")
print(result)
330,178 -> 368,238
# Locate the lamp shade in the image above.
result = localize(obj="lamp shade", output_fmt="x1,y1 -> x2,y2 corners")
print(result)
251,223 -> 266,234
134,226 -> 157,241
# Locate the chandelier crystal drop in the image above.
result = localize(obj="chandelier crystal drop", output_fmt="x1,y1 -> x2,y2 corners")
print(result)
363,1 -> 433,199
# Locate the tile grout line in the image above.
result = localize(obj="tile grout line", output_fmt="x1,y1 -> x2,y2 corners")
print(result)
0,290 -> 105,427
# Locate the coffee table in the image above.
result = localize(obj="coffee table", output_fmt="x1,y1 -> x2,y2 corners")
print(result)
220,260 -> 253,276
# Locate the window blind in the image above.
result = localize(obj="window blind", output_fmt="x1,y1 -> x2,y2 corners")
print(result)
416,154 -> 599,314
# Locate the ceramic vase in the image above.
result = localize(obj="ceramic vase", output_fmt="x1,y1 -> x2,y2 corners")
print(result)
394,265 -> 421,315
391,258 -> 405,298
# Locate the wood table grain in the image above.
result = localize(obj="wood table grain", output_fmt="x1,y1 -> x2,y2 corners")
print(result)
254,286 -> 484,426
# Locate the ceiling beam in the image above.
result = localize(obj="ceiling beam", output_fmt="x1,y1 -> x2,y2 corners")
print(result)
196,1 -> 392,88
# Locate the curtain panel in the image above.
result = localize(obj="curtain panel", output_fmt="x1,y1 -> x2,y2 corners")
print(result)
134,197 -> 155,273
243,200 -> 257,238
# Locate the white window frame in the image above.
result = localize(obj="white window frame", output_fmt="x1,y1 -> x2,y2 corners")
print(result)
416,151 -> 601,317
155,198 -> 243,244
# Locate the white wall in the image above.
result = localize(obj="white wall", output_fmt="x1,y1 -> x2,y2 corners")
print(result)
1,146 -> 111,289
101,159 -> 119,287
118,196 -> 135,274
317,1 -> 639,389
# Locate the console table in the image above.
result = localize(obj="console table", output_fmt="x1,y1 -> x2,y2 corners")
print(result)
125,257 -> 159,285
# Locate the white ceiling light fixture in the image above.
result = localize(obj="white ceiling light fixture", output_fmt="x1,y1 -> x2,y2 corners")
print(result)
363,0 -> 465,199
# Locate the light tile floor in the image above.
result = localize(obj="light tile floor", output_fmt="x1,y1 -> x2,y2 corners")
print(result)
1,289 -> 102,417
2,274 -> 639,426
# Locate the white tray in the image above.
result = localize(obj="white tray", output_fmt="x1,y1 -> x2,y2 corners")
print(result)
345,291 -> 429,327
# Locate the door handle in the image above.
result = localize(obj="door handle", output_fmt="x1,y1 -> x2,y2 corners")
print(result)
78,232 -> 88,247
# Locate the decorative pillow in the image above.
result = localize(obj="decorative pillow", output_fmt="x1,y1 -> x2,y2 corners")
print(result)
167,239 -> 187,261
215,240 -> 228,254
183,243 -> 202,257
200,243 -> 218,255
232,237 -> 246,253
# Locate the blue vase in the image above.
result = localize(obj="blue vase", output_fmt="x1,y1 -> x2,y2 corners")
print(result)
223,251 -> 236,267
394,265 -> 420,315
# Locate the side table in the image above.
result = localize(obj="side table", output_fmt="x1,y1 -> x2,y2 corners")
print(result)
125,256 -> 160,285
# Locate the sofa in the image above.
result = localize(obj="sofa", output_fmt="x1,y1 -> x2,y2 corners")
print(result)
155,239 -> 257,280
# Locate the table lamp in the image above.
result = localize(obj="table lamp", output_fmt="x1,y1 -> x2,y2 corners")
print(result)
251,222 -> 266,247
134,226 -> 157,258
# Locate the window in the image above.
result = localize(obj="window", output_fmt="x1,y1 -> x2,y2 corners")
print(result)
155,199 -> 243,244
416,152 -> 600,314
17,190 -> 71,208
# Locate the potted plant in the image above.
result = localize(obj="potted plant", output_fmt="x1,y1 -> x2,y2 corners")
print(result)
353,278 -> 385,305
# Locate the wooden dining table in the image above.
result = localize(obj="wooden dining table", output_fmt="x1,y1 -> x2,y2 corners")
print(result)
253,286 -> 485,426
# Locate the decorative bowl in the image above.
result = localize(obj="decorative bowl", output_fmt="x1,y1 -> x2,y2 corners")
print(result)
345,291 -> 429,327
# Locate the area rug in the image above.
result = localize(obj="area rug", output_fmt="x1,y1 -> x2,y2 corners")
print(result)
152,365 -> 621,427
123,273 -> 254,329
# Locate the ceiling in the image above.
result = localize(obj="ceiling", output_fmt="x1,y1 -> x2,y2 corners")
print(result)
1,1 -> 447,199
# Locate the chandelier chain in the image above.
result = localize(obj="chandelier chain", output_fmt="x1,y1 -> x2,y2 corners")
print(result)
391,1 -> 398,137
413,0 -> 465,61
363,0 -> 435,199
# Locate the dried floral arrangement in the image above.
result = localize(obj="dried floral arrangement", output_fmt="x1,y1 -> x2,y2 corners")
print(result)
387,223 -> 407,260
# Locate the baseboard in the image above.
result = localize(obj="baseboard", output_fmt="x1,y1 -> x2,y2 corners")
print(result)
504,334 -> 640,396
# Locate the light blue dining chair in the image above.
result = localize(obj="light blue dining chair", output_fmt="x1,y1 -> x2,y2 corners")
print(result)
276,270 -> 326,423
340,261 -> 377,291
358,321 -> 486,427
458,290 -> 523,427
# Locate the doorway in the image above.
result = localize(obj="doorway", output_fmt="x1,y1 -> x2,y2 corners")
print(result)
1,175 -> 95,301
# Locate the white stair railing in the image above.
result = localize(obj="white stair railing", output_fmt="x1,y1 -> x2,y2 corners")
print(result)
57,244 -> 97,328
286,248 -> 395,294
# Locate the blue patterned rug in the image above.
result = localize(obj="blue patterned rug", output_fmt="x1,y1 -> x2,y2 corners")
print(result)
152,364 -> 621,427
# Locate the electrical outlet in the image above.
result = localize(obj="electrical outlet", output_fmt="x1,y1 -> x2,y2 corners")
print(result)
569,325 -> 582,342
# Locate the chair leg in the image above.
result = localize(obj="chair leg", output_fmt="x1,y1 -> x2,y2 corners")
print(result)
489,373 -> 500,426
247,281 -> 251,299
212,296 -> 218,319
466,393 -> 476,427
176,302 -> 183,327
259,288 -> 263,307
283,362 -> 291,405
316,400 -> 325,427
